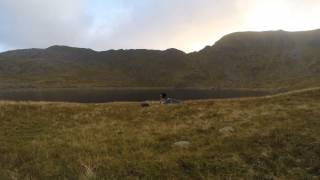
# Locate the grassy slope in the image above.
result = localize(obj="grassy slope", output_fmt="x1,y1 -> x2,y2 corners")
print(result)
1,30 -> 320,89
0,88 -> 319,179
191,30 -> 320,90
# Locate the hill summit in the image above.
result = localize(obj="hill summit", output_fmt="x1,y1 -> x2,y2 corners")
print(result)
0,29 -> 320,89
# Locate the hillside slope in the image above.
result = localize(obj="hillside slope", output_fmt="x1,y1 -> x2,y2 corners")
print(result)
0,88 -> 319,179
0,46 -> 190,88
191,29 -> 320,88
0,29 -> 320,89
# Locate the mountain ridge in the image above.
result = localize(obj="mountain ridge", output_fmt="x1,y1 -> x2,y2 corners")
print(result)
2,28 -> 320,54
0,29 -> 320,89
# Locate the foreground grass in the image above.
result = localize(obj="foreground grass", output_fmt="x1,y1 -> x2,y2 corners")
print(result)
0,88 -> 319,179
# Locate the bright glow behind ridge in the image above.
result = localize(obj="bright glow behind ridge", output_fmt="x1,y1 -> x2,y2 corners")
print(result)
0,0 -> 319,53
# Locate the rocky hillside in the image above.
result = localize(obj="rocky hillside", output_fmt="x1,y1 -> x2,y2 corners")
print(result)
0,29 -> 320,89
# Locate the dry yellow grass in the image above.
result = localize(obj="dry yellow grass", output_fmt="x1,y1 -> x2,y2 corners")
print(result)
0,88 -> 319,179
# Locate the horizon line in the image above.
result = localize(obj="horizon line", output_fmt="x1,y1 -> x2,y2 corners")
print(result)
1,28 -> 319,54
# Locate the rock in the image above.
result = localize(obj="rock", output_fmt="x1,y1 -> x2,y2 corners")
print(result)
219,126 -> 234,136
172,141 -> 191,148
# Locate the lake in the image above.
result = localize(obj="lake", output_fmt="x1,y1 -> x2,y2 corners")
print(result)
0,88 -> 281,103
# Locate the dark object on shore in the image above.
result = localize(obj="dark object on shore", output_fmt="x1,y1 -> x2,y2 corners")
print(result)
160,93 -> 167,104
160,93 -> 182,104
160,93 -> 167,100
141,102 -> 150,107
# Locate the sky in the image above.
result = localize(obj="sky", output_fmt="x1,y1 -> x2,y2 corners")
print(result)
0,0 -> 320,53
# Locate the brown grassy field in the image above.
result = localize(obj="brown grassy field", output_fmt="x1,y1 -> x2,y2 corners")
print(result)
0,88 -> 319,179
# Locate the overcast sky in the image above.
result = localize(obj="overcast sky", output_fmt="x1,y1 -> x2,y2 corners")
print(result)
0,0 -> 320,52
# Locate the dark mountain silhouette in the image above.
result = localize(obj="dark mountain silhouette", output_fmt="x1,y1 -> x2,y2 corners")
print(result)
0,29 -> 320,89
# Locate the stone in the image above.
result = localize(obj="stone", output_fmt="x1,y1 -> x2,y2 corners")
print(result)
172,141 -> 191,148
219,126 -> 234,135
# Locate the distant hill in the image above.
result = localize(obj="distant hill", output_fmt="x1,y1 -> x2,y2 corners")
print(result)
0,29 -> 320,89
191,29 -> 320,89
0,46 -> 190,88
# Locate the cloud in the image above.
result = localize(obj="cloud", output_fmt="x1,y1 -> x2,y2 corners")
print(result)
87,0 -> 246,51
1,0 -> 320,52
241,0 -> 320,31
0,0 -> 92,49
0,0 -> 246,52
